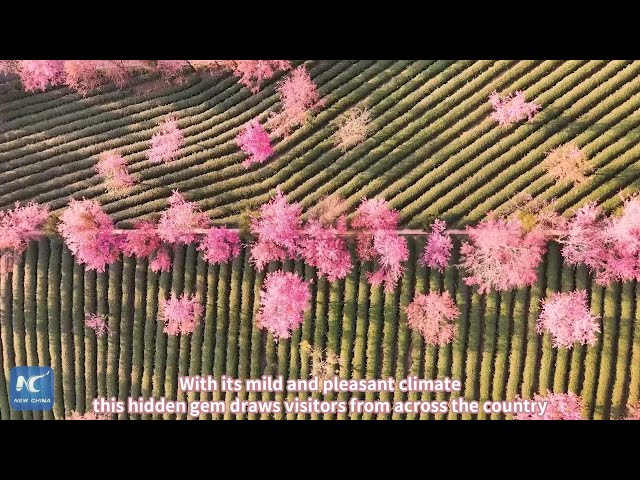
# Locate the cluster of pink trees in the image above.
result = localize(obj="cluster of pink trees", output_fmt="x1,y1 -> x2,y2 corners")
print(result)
0,60 -> 292,96
1,184 -> 637,346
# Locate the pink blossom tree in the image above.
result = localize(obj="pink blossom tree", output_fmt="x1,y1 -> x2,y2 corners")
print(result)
256,270 -> 310,340
121,220 -> 161,258
542,143 -> 592,185
158,293 -> 203,336
537,290 -> 601,348
300,217 -> 352,282
624,403 -> 640,420
249,188 -> 303,270
459,217 -> 547,294
489,90 -> 540,127
155,60 -> 190,83
95,151 -> 135,194
269,66 -> 322,138
150,246 -> 172,273
16,60 -> 65,92
228,60 -> 292,93
63,60 -> 110,95
148,117 -> 185,164
561,198 -> 640,286
235,118 -> 274,168
421,219 -> 453,272
0,202 -> 50,254
84,313 -> 112,336
352,198 -> 408,291
406,291 -> 460,345
157,191 -> 210,245
58,199 -> 121,272
515,391 -> 584,420
333,105 -> 371,152
197,227 -> 241,264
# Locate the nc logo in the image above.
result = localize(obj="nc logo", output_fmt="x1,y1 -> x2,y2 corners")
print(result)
15,370 -> 51,393
10,366 -> 54,411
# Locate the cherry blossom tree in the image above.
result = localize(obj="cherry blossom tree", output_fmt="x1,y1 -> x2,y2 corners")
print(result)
95,151 -> 135,194
537,290 -> 601,348
421,219 -> 453,272
333,105 -> 371,152
624,403 -> 640,420
84,313 -> 112,336
515,391 -> 584,420
542,143 -> 592,185
227,60 -> 292,93
459,217 -> 547,294
58,199 -> 121,272
157,191 -> 210,244
0,201 -> 50,254
269,66 -> 322,138
300,218 -> 352,282
197,227 -> 241,264
155,60 -> 191,83
63,60 -> 110,95
158,293 -> 203,336
249,188 -> 303,270
406,291 -> 460,345
352,198 -> 408,291
16,60 -> 65,92
561,198 -> 640,286
150,246 -> 172,273
256,270 -> 310,340
121,220 -> 161,258
489,90 -> 540,127
148,117 -> 185,164
235,118 -> 274,168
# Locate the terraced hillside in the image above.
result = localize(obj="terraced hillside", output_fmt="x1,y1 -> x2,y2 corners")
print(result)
1,60 -> 640,419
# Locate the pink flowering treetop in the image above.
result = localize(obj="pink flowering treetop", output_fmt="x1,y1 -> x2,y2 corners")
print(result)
489,90 -> 540,127
624,403 -> 640,420
235,118 -> 274,169
155,60 -> 191,83
228,60 -> 292,93
95,151 -> 135,194
269,66 -> 322,138
459,217 -> 547,294
0,202 -> 50,254
158,293 -> 203,336
121,220 -> 161,258
368,230 -> 409,291
148,117 -> 185,164
300,217 -> 352,282
63,60 -> 113,96
561,198 -> 640,286
537,290 -> 601,348
58,199 -> 121,272
515,391 -> 584,420
406,291 -> 460,345
84,313 -> 112,336
197,227 -> 241,264
150,246 -> 172,273
16,60 -> 65,92
256,270 -> 311,340
421,219 -> 453,272
119,219 -> 172,272
249,188 -> 303,270
352,198 -> 408,291
157,191 -> 211,245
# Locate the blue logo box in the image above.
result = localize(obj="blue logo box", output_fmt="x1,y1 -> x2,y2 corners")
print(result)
10,366 -> 54,411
